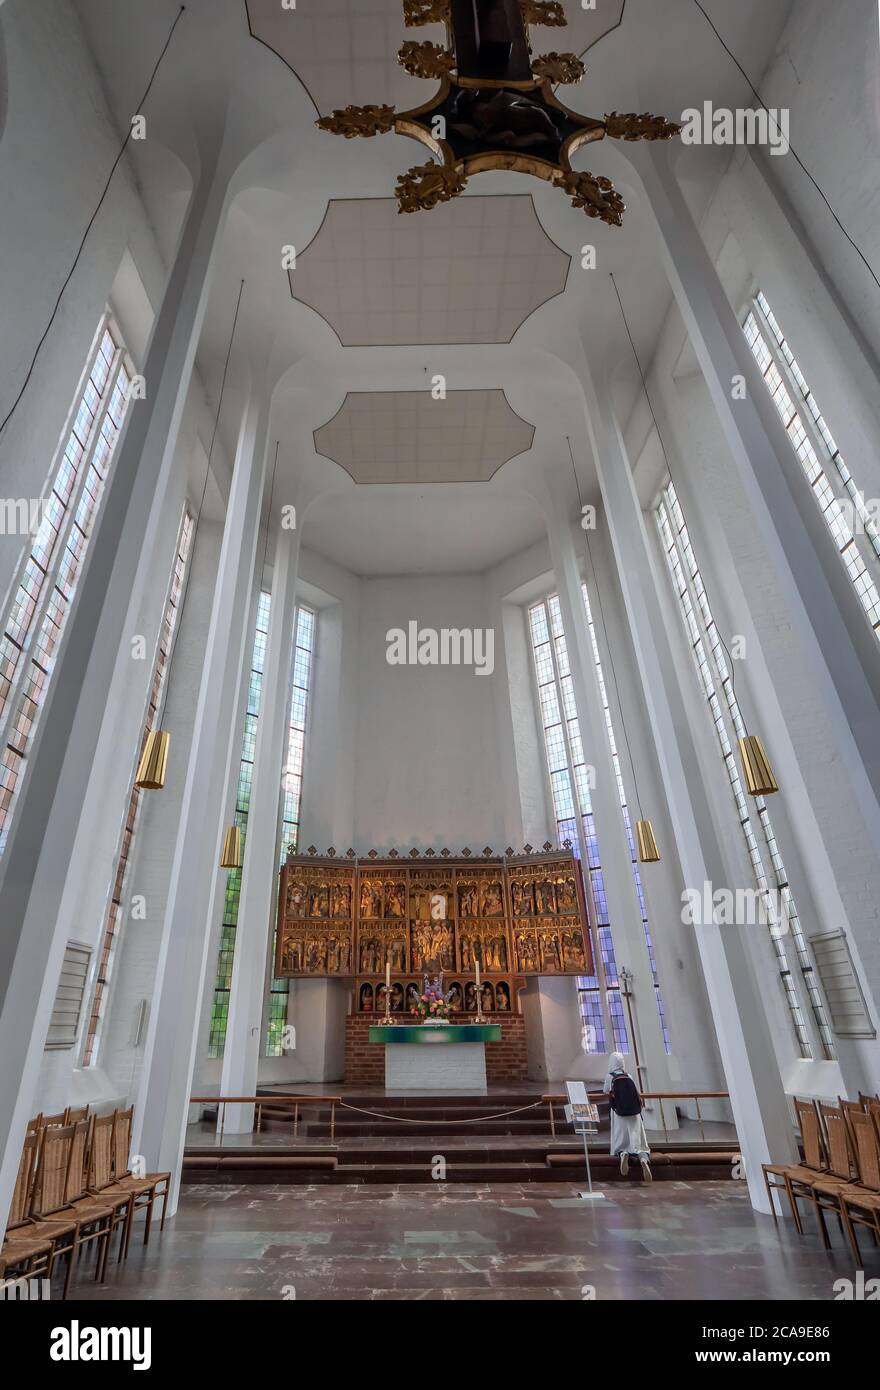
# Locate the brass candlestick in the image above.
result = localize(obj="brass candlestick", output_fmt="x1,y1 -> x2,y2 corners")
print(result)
473,951 -> 486,1024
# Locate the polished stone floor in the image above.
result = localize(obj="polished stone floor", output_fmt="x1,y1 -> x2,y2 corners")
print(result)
71,1181 -> 879,1301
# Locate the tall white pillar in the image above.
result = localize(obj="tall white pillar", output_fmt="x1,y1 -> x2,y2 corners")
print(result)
574,338 -> 797,1210
627,144 -> 880,816
132,386 -> 271,1214
624,142 -> 880,1050
544,470 -> 672,1093
220,520 -> 301,1131
0,151 -> 230,1227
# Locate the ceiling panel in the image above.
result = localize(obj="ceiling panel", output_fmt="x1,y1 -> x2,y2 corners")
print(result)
290,195 -> 569,345
315,388 -> 535,482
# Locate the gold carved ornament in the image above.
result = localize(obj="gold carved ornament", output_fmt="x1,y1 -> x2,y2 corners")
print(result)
315,104 -> 396,138
398,40 -> 456,80
530,52 -> 586,85
403,0 -> 450,24
307,3 -> 682,224
519,1 -> 567,26
396,162 -> 469,213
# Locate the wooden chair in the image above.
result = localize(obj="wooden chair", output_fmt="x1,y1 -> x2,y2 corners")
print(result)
839,1097 -> 864,1154
110,1107 -> 170,1255
41,1112 -> 67,1128
62,1119 -> 128,1283
25,1115 -> 43,1136
839,1109 -> 880,1264
64,1105 -> 90,1125
805,1106 -> 860,1261
762,1098 -> 826,1230
0,1133 -> 54,1288
18,1126 -> 81,1297
85,1113 -> 135,1263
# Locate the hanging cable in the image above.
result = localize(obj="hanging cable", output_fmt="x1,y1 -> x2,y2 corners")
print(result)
689,0 -> 880,296
0,5 -> 187,439
608,271 -> 744,710
567,435 -> 647,824
155,278 -> 246,726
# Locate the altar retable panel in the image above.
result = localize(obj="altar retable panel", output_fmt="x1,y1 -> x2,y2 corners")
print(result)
274,845 -> 593,988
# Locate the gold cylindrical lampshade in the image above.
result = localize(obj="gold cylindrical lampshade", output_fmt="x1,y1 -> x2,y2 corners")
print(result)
220,825 -> 242,869
738,734 -> 779,797
636,819 -> 660,863
134,729 -> 170,790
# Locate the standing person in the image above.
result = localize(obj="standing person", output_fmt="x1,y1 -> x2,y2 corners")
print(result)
603,1052 -> 652,1181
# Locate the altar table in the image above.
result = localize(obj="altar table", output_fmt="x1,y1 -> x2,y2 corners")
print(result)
368,1023 -> 501,1091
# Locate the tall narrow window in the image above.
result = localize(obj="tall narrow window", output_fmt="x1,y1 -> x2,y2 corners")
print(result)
83,509 -> 194,1065
744,291 -> 880,644
265,604 -> 316,1056
656,479 -> 835,1060
581,582 -> 670,1053
0,318 -> 132,856
528,595 -> 629,1054
208,591 -> 272,1058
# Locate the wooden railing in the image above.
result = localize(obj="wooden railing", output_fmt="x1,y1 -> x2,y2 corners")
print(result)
541,1091 -> 732,1144
190,1095 -> 341,1145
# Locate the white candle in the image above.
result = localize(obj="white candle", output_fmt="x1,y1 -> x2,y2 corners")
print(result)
385,958 -> 391,990
475,957 -> 481,995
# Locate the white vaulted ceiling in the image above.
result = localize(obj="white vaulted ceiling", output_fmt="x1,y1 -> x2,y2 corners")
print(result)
70,0 -> 798,573
244,0 -> 625,116
289,195 -> 570,346
314,388 -> 535,483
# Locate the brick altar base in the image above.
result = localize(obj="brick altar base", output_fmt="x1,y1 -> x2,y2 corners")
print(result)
345,1013 -> 528,1084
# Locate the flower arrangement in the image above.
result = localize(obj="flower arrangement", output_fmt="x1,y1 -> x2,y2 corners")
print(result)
411,975 -> 450,1022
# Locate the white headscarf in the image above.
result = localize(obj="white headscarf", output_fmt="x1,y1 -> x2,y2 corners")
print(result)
609,1052 -> 627,1074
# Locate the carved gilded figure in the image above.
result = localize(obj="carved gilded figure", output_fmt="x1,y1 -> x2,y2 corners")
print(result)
535,879 -> 556,914
360,879 -> 381,918
286,879 -> 306,917
496,982 -> 510,1011
511,879 -> 532,916
385,881 -> 406,917
558,876 -> 577,912
331,883 -> 351,917
482,881 -> 504,917
310,884 -> 330,917
458,881 -> 478,917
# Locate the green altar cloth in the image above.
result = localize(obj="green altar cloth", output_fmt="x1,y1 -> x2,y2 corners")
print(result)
368,1024 -> 501,1044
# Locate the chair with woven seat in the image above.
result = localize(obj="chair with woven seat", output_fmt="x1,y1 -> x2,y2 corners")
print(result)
110,1107 -> 170,1255
61,1119 -> 124,1282
762,1098 -> 827,1230
17,1125 -> 83,1298
84,1113 -> 135,1263
0,1133 -> 54,1289
839,1109 -> 880,1264
806,1105 -> 860,1260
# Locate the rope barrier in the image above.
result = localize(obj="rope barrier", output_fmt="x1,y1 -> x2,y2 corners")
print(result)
337,1099 -> 545,1125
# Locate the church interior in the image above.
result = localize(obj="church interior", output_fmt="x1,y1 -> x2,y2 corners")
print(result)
2,0 -> 880,1319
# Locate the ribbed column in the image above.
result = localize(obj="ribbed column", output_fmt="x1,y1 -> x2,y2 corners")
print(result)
132,387 -> 271,1214
220,521 -> 301,1132
0,151 -> 229,1229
